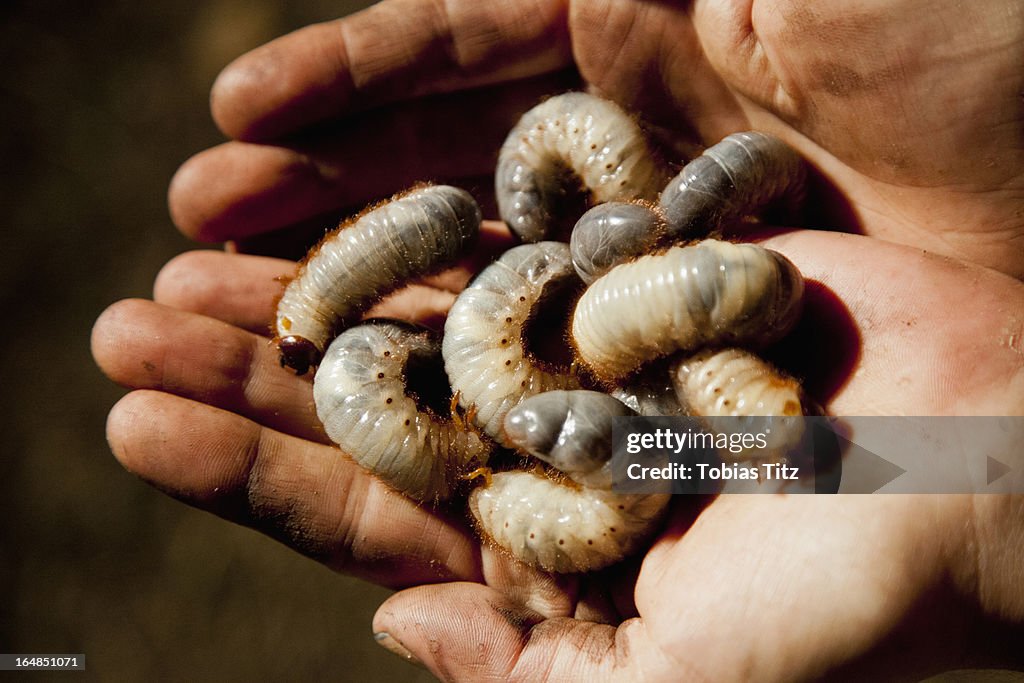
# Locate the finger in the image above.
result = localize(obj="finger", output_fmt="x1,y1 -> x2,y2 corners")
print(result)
92,298 -> 325,443
479,542 -> 638,626
478,547 -> 578,620
107,389 -> 482,588
211,0 -> 573,141
154,250 -> 290,334
372,583 -> 675,681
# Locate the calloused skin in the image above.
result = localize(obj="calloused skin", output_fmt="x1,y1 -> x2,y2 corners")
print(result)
94,0 -> 1024,681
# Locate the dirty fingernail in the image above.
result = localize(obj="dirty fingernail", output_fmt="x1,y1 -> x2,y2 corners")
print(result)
374,631 -> 424,669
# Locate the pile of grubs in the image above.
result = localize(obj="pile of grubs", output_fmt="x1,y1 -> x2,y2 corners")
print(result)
273,92 -> 816,574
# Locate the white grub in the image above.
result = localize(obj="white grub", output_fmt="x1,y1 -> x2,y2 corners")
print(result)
314,320 -> 491,502
469,470 -> 669,574
276,184 -> 481,374
673,348 -> 807,462
572,239 -> 804,381
659,131 -> 806,237
496,92 -> 666,242
443,242 -> 583,447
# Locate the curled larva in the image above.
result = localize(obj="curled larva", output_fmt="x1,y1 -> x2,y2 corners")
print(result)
503,389 -> 637,489
275,184 -> 481,374
672,348 -> 808,461
495,92 -> 666,242
569,201 -> 664,285
469,470 -> 669,573
659,131 -> 806,237
572,239 -> 804,381
442,242 -> 583,446
314,319 -> 491,502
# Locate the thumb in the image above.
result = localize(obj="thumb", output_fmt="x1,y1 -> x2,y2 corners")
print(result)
372,582 -> 677,682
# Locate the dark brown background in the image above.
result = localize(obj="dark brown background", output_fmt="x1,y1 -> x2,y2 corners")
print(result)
4,1 -> 1021,681
0,0 -> 434,679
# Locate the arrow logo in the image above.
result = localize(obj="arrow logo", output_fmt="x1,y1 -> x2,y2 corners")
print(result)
987,456 -> 1011,485
814,423 -> 907,493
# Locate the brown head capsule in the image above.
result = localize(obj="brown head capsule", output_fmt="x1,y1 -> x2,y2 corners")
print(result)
277,335 -> 322,375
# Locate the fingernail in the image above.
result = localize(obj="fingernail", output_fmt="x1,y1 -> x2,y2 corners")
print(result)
374,631 -> 424,669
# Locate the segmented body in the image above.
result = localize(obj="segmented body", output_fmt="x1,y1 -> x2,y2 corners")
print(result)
314,320 -> 490,502
469,470 -> 669,573
275,184 -> 481,374
659,132 -> 806,237
673,348 -> 803,418
443,242 -> 582,446
672,348 -> 808,461
572,239 -> 804,381
495,92 -> 665,242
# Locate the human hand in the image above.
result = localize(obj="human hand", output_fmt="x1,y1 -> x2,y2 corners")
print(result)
94,226 -> 1024,680
125,2 -> 1024,676
90,226 -> 649,612
369,230 -> 1024,681
170,0 -> 1024,276
89,242 -> 500,590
